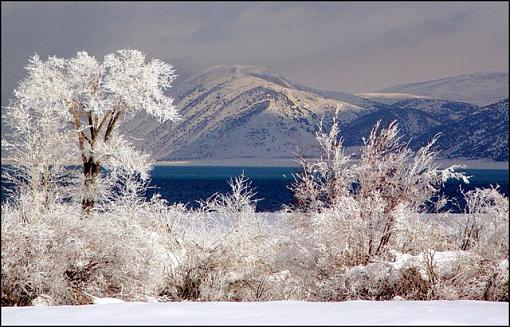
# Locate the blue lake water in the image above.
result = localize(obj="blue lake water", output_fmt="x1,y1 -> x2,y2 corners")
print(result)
2,165 -> 508,212
145,166 -> 509,212
146,166 -> 298,211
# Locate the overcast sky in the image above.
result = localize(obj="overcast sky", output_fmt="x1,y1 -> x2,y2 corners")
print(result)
1,1 -> 508,107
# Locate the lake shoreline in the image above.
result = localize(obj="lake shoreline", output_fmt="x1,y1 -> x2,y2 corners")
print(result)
2,157 -> 508,169
153,158 -> 509,170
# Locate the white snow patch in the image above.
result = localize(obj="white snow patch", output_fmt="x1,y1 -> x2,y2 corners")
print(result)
2,301 -> 508,325
389,250 -> 471,280
92,297 -> 126,304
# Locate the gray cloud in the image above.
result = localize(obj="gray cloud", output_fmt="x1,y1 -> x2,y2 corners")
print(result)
1,1 -> 508,110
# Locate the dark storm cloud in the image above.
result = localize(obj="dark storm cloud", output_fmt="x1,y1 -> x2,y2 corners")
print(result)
1,1 -> 508,108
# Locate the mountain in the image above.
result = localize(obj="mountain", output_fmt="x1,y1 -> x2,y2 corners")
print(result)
411,99 -> 509,161
120,66 -> 508,162
372,72 -> 509,106
339,98 -> 478,146
355,92 -> 428,105
2,65 -> 506,163
121,65 -> 380,160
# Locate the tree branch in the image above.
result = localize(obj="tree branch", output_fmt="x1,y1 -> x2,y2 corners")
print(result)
104,110 -> 122,143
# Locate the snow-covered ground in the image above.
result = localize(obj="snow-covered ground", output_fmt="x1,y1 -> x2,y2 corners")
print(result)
2,300 -> 508,325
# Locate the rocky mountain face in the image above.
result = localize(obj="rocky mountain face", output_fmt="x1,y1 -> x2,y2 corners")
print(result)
121,66 -> 508,162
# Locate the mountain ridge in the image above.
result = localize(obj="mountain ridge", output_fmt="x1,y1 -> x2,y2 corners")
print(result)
116,66 -> 509,162
411,98 -> 509,161
121,65 -> 381,160
373,72 -> 508,106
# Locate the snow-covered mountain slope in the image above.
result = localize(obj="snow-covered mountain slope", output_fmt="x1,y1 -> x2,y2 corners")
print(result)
374,72 -> 509,106
121,65 -> 379,160
340,107 -> 443,147
387,98 -> 478,121
411,99 -> 509,161
120,66 -> 508,162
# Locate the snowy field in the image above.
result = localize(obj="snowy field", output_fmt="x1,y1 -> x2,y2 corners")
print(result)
2,300 -> 508,325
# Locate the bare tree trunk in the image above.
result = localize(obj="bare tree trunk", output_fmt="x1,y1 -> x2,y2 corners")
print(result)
68,102 -> 121,214
82,157 -> 100,214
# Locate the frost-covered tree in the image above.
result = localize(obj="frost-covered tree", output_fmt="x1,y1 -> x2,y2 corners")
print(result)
3,50 -> 180,212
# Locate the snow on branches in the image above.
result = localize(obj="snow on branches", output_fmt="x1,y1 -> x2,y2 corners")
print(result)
293,117 -> 470,214
14,49 -> 179,122
3,49 -> 180,213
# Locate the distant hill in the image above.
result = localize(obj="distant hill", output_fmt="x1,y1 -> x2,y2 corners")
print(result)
411,99 -> 509,161
374,72 -> 508,106
339,98 -> 478,146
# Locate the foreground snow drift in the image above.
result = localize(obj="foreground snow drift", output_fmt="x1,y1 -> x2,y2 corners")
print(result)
2,301 -> 508,325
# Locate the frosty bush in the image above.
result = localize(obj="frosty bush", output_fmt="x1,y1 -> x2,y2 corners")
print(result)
158,175 -> 286,301
0,195 -> 186,306
459,186 -> 509,257
289,116 -> 508,301
451,186 -> 509,301
2,96 -> 78,216
291,118 -> 467,261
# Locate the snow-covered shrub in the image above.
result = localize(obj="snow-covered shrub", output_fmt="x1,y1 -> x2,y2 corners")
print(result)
0,193 -> 189,306
292,118 -> 467,262
288,117 -> 469,300
459,186 -> 509,258
1,201 -> 79,306
157,175 -> 286,301
2,97 -> 78,215
444,186 -> 509,301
